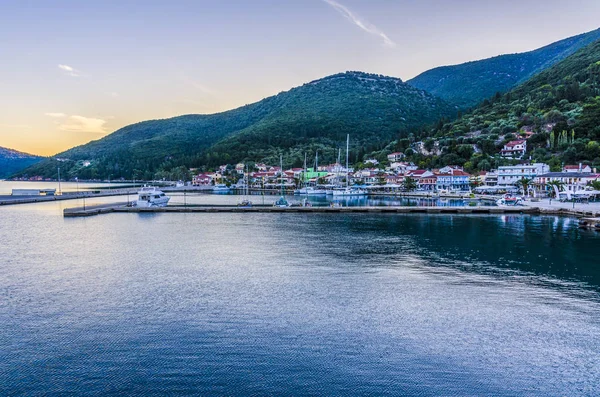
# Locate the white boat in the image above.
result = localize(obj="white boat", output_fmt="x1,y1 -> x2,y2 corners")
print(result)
135,187 -> 170,207
496,194 -> 523,207
294,186 -> 327,195
212,184 -> 230,193
332,187 -> 367,196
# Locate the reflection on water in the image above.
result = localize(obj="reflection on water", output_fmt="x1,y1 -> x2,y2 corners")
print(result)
1,203 -> 599,396
166,192 -> 496,207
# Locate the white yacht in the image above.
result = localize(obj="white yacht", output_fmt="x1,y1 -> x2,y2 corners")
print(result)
135,187 -> 170,208
212,184 -> 231,193
295,186 -> 327,195
332,187 -> 367,196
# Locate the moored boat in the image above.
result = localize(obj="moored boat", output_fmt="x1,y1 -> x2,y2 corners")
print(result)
496,194 -> 523,207
212,184 -> 231,193
134,187 -> 170,207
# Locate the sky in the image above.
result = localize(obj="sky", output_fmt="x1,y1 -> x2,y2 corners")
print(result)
1,0 -> 600,156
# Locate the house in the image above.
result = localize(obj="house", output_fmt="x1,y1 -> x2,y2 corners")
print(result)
255,163 -> 268,172
497,163 -> 549,186
365,159 -> 379,166
387,152 -> 405,162
418,174 -> 438,191
483,171 -> 499,186
501,140 -> 527,159
563,164 -> 593,173
435,169 -> 471,192
192,173 -> 214,186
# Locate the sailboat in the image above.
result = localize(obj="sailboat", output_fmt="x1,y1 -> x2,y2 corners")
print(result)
332,135 -> 367,197
274,154 -> 290,207
295,151 -> 326,195
238,164 -> 253,208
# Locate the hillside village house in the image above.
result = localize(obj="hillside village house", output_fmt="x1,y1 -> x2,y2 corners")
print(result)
192,173 -> 214,186
563,164 -> 593,173
387,152 -> 405,162
497,163 -> 549,186
501,139 -> 527,159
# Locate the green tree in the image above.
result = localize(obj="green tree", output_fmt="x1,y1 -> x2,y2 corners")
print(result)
403,176 -> 417,192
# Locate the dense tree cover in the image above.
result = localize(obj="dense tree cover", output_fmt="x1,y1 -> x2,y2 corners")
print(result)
397,39 -> 600,173
15,72 -> 456,180
0,147 -> 42,179
407,28 -> 600,109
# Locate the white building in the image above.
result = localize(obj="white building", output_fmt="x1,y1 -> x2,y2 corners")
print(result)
535,172 -> 600,194
497,163 -> 549,186
500,140 -> 527,159
563,164 -> 593,173
387,152 -> 405,162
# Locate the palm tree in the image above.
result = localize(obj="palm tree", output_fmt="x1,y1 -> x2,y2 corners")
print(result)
403,176 -> 418,192
515,178 -> 533,197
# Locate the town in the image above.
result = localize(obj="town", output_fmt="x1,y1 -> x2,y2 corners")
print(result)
190,143 -> 600,202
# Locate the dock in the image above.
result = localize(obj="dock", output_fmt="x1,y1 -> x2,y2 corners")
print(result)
64,204 -> 541,217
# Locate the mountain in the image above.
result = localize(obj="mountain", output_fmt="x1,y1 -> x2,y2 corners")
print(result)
405,38 -> 600,172
16,72 -> 456,180
407,28 -> 600,109
0,147 -> 43,179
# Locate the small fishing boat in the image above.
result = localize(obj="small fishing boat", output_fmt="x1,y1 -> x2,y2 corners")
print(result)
134,187 -> 170,207
274,196 -> 290,208
496,194 -> 523,207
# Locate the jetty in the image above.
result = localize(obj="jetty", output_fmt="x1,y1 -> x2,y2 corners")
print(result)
64,204 -> 540,218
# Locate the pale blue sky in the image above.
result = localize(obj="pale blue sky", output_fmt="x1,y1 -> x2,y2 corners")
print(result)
1,0 -> 599,155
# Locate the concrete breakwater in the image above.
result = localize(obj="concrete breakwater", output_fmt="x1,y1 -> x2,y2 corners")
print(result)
64,204 -> 541,218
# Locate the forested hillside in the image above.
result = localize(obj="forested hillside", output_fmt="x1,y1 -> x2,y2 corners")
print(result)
407,28 -> 600,109
398,39 -> 600,173
15,72 -> 456,180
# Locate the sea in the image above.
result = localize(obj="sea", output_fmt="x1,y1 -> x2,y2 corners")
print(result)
1,182 -> 599,395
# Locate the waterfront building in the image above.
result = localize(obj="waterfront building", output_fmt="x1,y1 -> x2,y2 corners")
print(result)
500,140 -> 527,159
483,171 -> 499,186
497,163 -> 549,186
435,169 -> 471,192
535,172 -> 600,193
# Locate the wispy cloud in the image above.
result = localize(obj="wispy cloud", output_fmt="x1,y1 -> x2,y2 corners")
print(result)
44,112 -> 67,118
322,0 -> 396,48
45,112 -> 108,134
58,64 -> 80,77
58,115 -> 108,134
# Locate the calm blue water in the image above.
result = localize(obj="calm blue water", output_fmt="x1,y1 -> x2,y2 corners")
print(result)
1,201 -> 599,396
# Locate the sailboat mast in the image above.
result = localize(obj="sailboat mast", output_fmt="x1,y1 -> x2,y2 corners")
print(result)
304,153 -> 307,186
315,150 -> 318,187
280,154 -> 284,196
346,134 -> 349,189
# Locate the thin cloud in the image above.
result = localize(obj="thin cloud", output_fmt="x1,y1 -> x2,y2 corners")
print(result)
322,0 -> 396,48
44,112 -> 67,118
58,115 -> 108,134
58,64 -> 80,77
